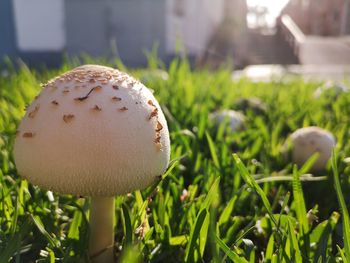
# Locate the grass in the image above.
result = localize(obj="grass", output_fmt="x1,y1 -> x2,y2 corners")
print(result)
0,57 -> 350,262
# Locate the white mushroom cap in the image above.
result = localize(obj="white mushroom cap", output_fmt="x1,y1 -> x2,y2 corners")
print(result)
289,126 -> 335,171
14,65 -> 170,196
209,110 -> 245,132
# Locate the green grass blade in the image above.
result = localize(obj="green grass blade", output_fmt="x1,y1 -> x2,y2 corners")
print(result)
122,203 -> 133,247
337,245 -> 349,263
332,152 -> 350,260
312,212 -> 340,262
233,154 -> 277,227
185,209 -> 208,263
169,235 -> 187,246
31,215 -> 60,248
265,234 -> 274,261
287,219 -> 302,262
218,196 -> 237,226
292,165 -> 309,234
0,220 -> 31,263
199,210 -> 210,257
68,209 -> 82,240
299,152 -> 320,175
206,132 -> 220,168
215,235 -> 249,263
201,176 -> 220,210
144,160 -> 179,198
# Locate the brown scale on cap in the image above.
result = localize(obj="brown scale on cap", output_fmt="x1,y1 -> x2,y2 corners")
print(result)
51,100 -> 59,106
148,100 -> 158,116
112,85 -> 119,90
112,96 -> 122,101
100,80 -> 109,85
28,105 -> 40,118
23,132 -> 35,138
149,108 -> 158,120
154,126 -> 163,151
63,114 -> 75,123
62,89 -> 70,94
119,107 -> 128,112
47,66 -> 115,87
156,121 -> 163,132
154,134 -> 162,151
92,105 -> 102,111
74,86 -> 99,102
147,99 -> 163,150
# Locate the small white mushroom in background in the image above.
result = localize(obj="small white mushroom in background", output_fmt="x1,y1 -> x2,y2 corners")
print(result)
139,69 -> 169,84
313,81 -> 349,98
209,110 -> 245,132
234,97 -> 267,115
14,65 -> 171,263
287,126 -> 335,172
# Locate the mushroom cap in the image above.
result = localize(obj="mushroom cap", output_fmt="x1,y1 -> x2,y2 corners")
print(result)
210,110 -> 245,132
14,65 -> 170,196
289,126 -> 335,171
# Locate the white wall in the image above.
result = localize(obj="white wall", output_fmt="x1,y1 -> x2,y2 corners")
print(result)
166,0 -> 225,56
13,0 -> 65,51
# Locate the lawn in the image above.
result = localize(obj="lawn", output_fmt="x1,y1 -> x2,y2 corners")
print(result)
0,58 -> 350,262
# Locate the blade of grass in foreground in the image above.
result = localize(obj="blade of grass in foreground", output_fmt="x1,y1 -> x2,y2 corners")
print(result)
233,154 -> 278,227
287,219 -> 302,262
121,203 -> 133,247
206,132 -> 220,168
31,215 -> 61,248
292,165 -> 309,234
215,235 -> 249,263
0,219 -> 31,263
144,159 -> 179,198
185,209 -> 208,263
337,245 -> 349,263
332,152 -> 350,261
200,176 -> 220,210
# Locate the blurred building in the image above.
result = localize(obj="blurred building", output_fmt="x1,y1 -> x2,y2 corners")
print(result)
0,0 -> 225,67
282,0 -> 350,36
276,0 -> 350,65
198,0 -> 249,68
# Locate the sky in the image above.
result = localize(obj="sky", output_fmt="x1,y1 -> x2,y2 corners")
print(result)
246,0 -> 290,28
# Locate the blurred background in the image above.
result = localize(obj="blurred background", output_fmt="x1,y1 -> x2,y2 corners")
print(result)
1,0 -> 350,79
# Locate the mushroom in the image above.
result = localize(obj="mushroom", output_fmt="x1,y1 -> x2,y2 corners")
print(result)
314,81 -> 349,98
13,65 -> 170,262
287,126 -> 335,172
209,110 -> 245,132
233,97 -> 267,115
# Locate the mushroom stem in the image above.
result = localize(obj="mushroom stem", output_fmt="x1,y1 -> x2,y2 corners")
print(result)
89,197 -> 115,263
